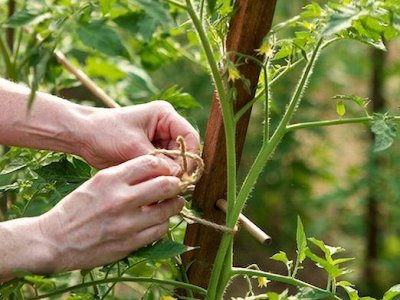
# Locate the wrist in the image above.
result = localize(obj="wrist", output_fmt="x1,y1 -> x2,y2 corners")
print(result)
0,217 -> 59,280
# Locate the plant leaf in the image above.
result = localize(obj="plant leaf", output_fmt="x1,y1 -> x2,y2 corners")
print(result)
133,240 -> 195,260
4,9 -> 51,28
271,251 -> 290,265
76,21 -> 128,57
383,284 -> 400,300
296,216 -> 307,263
371,114 -> 397,152
207,0 -> 217,14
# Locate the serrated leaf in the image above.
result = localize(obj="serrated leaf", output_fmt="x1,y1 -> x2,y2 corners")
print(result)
301,3 -> 324,19
150,85 -> 201,110
339,284 -> 359,300
336,101 -> 346,117
76,21 -> 127,57
371,114 -> 397,152
271,251 -> 290,265
296,216 -> 307,263
100,0 -> 116,15
133,240 -> 195,260
323,6 -> 363,36
4,9 -> 51,28
383,284 -> 400,300
125,0 -> 172,41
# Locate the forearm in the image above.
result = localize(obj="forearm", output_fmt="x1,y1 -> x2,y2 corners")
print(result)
0,78 -> 95,155
0,217 -> 58,281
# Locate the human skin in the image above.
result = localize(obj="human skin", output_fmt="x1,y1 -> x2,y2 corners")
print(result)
0,78 -> 200,281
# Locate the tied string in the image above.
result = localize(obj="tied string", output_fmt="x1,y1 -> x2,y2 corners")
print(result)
151,136 -> 237,234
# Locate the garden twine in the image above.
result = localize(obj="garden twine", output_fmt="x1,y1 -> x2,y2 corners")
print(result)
151,136 -> 237,234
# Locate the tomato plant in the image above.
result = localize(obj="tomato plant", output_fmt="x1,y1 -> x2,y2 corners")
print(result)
0,0 -> 400,299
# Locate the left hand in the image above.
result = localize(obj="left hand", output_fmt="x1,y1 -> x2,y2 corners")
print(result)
80,100 -> 200,170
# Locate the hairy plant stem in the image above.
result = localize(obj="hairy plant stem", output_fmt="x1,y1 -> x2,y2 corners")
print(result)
231,38 -> 323,228
29,277 -> 207,299
235,38 -> 339,122
164,0 -> 187,9
185,1 -> 237,298
232,268 -> 341,300
285,116 -> 400,131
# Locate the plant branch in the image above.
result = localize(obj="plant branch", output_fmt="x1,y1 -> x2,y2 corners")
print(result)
29,277 -> 207,299
285,116 -> 400,132
164,0 -> 187,10
231,38 -> 323,227
232,268 -> 340,299
234,38 -> 339,122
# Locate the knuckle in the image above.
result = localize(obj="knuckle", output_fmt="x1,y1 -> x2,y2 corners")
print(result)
142,155 -> 161,171
158,176 -> 179,195
152,100 -> 174,111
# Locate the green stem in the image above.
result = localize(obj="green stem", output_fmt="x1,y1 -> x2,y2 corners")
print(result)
232,268 -> 340,299
263,58 -> 270,143
285,116 -> 393,131
29,277 -> 206,299
235,58 -> 304,122
0,34 -> 16,80
185,0 -> 236,213
234,38 -> 339,122
271,15 -> 301,33
164,0 -> 187,9
89,271 -> 99,296
231,38 -> 323,227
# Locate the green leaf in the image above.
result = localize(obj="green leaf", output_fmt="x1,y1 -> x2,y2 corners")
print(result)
338,281 -> 359,300
4,9 -> 51,28
336,101 -> 346,117
28,46 -> 54,109
296,216 -> 307,263
124,65 -> 158,100
24,275 -> 56,289
150,85 -> 201,110
371,114 -> 398,152
333,94 -> 369,108
383,284 -> 400,300
100,0 -> 116,15
133,240 -> 194,260
207,0 -> 217,14
301,3 -> 324,19
323,6 -> 362,36
125,0 -> 172,41
76,21 -> 127,57
271,251 -> 290,265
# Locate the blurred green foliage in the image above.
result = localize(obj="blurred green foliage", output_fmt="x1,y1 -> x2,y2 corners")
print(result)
0,0 -> 399,299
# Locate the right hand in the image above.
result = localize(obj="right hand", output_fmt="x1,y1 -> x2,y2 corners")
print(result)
38,155 -> 184,272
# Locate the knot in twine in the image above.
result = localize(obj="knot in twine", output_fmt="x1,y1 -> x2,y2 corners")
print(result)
151,136 -> 237,234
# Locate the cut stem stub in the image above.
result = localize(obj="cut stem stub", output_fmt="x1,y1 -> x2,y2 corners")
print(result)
216,199 -> 272,246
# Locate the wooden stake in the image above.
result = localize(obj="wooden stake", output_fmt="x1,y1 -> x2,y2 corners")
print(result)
216,199 -> 271,245
182,0 -> 277,291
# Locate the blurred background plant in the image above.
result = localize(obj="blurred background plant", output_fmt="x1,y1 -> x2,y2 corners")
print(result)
0,0 -> 399,299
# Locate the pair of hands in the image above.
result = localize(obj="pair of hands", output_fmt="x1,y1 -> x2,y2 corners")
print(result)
38,101 -> 200,273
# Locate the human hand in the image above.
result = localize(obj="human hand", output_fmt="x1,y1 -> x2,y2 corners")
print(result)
38,155 -> 184,272
80,101 -> 200,170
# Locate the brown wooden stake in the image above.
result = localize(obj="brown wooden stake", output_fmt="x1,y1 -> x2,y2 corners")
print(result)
182,0 -> 277,291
